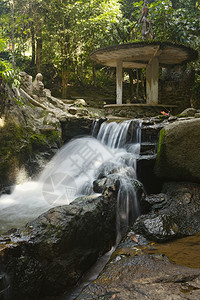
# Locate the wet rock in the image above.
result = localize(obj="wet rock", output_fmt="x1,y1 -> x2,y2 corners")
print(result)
93,173 -> 146,225
78,248 -> 200,300
93,175 -> 120,194
168,116 -> 177,122
180,107 -> 197,117
0,193 -> 117,298
74,99 -> 87,107
61,117 -> 94,143
68,107 -> 77,115
133,182 -> 200,242
94,173 -> 143,194
68,106 -> 89,117
95,162 -> 123,180
141,123 -> 163,143
77,108 -> 89,117
0,82 -> 65,189
134,214 -> 179,242
140,142 -> 156,155
195,112 -> 200,118
0,77 -> 98,190
137,155 -> 163,195
155,118 -> 200,183
139,193 -> 167,213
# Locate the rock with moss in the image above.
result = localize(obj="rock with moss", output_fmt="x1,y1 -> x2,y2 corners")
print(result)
0,106 -> 62,190
0,74 -> 97,191
155,118 -> 200,183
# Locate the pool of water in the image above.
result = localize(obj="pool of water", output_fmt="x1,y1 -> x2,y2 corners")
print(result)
146,232 -> 200,269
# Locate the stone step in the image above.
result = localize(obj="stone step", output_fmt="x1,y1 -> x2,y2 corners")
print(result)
137,155 -> 163,194
140,143 -> 157,155
141,124 -> 163,143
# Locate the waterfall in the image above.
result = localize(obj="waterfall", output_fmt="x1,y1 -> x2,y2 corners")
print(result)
0,120 -> 143,234
95,120 -> 142,236
97,120 -> 132,148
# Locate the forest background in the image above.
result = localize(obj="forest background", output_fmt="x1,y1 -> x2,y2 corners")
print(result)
0,0 -> 200,100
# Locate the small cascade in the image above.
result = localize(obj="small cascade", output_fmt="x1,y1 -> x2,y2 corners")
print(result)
65,120 -> 144,300
97,120 -> 132,148
116,177 -> 140,236
91,119 -> 101,137
0,119 -> 143,235
95,119 -> 143,236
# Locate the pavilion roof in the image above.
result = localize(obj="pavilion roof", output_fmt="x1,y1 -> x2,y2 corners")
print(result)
90,41 -> 198,69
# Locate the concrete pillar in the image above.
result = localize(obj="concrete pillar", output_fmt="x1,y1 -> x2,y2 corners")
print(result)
116,60 -> 123,104
146,57 -> 159,104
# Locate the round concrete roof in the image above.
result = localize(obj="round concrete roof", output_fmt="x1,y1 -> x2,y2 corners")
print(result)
90,41 -> 198,68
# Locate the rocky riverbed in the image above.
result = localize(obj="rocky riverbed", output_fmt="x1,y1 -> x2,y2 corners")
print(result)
76,180 -> 200,300
1,73 -> 200,299
78,232 -> 200,300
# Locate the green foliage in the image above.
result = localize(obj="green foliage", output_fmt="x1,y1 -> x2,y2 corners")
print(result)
2,69 -> 22,88
30,130 -> 61,149
0,0 -> 199,94
0,38 -> 21,87
0,39 -> 10,78
0,38 -> 23,108
130,0 -> 200,47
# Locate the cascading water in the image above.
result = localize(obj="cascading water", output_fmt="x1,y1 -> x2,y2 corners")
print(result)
96,120 -> 142,236
0,119 -> 142,235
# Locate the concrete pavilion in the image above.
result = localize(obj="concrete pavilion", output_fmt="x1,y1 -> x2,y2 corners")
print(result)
90,41 -> 198,106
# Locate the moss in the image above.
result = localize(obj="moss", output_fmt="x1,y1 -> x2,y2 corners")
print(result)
44,130 -> 61,146
0,122 -> 30,186
40,222 -> 63,239
0,119 -> 61,188
30,133 -> 47,146
155,128 -> 166,173
30,130 -> 61,150
177,114 -> 187,118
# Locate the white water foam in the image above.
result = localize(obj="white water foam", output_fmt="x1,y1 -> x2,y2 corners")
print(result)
0,120 -> 142,233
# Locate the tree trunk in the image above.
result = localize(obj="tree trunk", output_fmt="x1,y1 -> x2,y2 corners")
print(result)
171,0 -> 177,8
11,1 -> 15,69
31,24 -> 36,66
61,65 -> 68,99
36,38 -> 42,73
80,56 -> 84,85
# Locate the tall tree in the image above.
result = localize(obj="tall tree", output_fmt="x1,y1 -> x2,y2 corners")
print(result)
42,0 -> 122,97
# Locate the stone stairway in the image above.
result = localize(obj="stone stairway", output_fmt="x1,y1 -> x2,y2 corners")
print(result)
137,120 -> 165,194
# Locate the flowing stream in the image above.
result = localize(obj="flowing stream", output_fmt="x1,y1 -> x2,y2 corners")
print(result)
0,120 -> 142,235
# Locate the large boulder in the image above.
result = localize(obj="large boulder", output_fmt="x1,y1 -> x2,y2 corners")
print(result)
78,251 -> 200,300
0,191 -> 117,299
133,182 -> 200,242
155,118 -> 200,183
60,117 -> 94,143
0,76 -> 96,192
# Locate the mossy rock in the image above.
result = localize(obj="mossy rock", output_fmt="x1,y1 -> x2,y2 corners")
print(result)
155,119 -> 200,183
0,120 -> 61,190
0,121 -> 30,187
